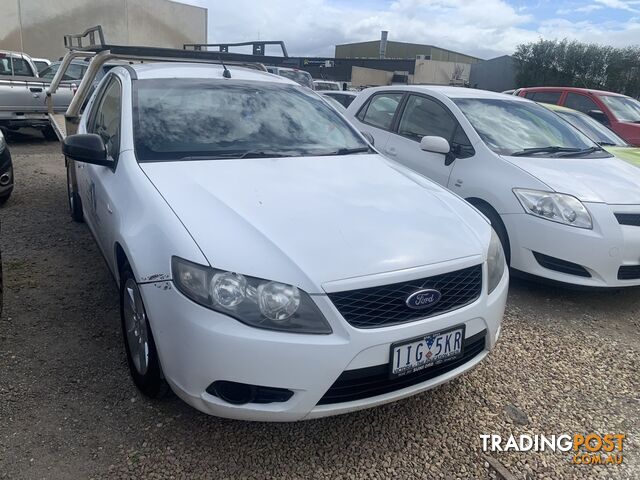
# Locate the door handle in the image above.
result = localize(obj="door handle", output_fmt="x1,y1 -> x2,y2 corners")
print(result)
29,87 -> 43,93
385,147 -> 397,157
106,203 -> 113,214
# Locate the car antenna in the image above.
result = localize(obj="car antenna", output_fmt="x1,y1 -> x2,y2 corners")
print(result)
218,54 -> 232,79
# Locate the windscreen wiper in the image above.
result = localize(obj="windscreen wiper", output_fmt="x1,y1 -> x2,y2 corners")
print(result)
178,151 -> 296,161
510,146 -> 583,157
238,150 -> 297,159
316,147 -> 372,156
556,146 -> 604,157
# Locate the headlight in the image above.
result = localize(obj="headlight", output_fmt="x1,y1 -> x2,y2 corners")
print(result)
487,230 -> 506,294
171,256 -> 332,334
513,189 -> 592,229
0,130 -> 5,154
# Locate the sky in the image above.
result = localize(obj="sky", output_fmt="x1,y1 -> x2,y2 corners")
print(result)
178,0 -> 640,59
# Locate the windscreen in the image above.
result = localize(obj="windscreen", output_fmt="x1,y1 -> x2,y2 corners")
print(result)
277,70 -> 314,89
133,79 -> 369,162
600,95 -> 640,123
454,98 -> 601,157
556,110 -> 627,146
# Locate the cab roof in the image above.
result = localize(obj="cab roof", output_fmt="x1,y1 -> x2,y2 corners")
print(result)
518,86 -> 626,97
126,62 -> 297,85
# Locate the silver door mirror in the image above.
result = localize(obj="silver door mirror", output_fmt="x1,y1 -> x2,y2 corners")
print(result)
420,136 -> 450,154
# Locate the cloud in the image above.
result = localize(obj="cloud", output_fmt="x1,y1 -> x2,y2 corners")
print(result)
179,0 -> 640,59
557,4 -> 605,14
594,0 -> 640,12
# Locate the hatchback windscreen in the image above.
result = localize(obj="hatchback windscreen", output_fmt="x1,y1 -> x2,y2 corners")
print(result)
277,70 -> 314,89
454,98 -> 608,157
133,79 -> 370,162
599,95 -> 640,123
555,110 -> 627,147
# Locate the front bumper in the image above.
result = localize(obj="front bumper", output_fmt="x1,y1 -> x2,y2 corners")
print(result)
139,260 -> 507,421
503,202 -> 640,287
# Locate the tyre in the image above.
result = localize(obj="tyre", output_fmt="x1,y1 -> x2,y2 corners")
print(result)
471,201 -> 511,265
0,190 -> 11,205
42,125 -> 58,141
66,163 -> 84,222
120,265 -> 169,399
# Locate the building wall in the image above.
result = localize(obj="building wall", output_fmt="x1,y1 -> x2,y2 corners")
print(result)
412,60 -> 471,86
469,55 -> 516,92
0,0 -> 207,60
335,40 -> 480,63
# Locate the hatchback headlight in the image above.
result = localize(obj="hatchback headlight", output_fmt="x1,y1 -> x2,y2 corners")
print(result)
171,256 -> 332,334
513,189 -> 592,229
487,230 -> 506,294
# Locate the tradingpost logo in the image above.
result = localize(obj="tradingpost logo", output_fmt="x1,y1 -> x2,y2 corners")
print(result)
481,433 -> 625,465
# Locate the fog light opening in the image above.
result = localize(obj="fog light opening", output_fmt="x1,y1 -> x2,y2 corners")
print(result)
0,173 -> 10,186
211,381 -> 256,405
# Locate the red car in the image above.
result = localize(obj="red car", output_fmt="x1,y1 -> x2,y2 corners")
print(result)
517,87 -> 640,146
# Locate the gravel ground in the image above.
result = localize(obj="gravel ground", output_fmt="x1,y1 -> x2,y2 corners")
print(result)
0,131 -> 638,480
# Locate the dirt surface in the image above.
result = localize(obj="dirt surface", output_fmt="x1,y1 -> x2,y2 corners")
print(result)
1,132 -> 638,479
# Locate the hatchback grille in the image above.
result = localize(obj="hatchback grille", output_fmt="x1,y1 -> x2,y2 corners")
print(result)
614,213 -> 640,226
532,252 -> 591,278
618,265 -> 640,280
317,330 -> 486,405
327,265 -> 482,329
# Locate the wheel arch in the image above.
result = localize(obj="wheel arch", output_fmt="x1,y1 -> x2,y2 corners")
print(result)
465,197 -> 511,264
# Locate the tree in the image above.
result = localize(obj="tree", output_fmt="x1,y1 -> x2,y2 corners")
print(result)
513,39 -> 640,97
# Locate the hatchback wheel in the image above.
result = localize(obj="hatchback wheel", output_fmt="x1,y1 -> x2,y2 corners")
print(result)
120,266 -> 169,398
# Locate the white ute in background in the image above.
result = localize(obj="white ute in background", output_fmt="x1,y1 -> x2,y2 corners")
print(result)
347,86 -> 640,288
61,63 -> 507,421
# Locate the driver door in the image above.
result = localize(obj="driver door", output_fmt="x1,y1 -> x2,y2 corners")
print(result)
385,94 -> 474,187
81,76 -> 122,267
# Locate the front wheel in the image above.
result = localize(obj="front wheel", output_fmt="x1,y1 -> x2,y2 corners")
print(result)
66,162 -> 84,222
120,266 -> 169,399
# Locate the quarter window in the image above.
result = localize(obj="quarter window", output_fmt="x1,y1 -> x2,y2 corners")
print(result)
563,93 -> 599,114
88,77 -> 122,161
358,93 -> 403,130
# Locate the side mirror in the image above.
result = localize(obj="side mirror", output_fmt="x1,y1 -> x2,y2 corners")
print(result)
361,131 -> 375,146
420,136 -> 450,154
587,110 -> 609,125
62,134 -> 113,167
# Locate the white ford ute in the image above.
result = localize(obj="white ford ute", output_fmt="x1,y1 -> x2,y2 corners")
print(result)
61,63 -> 507,421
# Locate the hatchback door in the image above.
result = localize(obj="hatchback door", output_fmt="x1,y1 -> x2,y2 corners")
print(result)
384,93 -> 475,187
352,92 -> 405,153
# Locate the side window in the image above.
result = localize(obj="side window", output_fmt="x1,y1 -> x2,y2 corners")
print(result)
11,57 -> 33,76
87,77 -> 122,161
358,93 -> 403,130
398,95 -> 457,141
525,91 -> 562,104
564,93 -> 599,114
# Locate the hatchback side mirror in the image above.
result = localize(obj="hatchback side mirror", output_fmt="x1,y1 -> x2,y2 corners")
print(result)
587,110 -> 609,126
62,133 -> 113,167
420,136 -> 450,154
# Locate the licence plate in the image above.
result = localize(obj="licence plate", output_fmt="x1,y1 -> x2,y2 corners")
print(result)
389,326 -> 465,378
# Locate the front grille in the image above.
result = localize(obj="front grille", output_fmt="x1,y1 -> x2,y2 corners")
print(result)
615,213 -> 640,226
327,265 -> 482,329
317,330 -> 486,405
532,252 -> 591,278
618,265 -> 640,280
